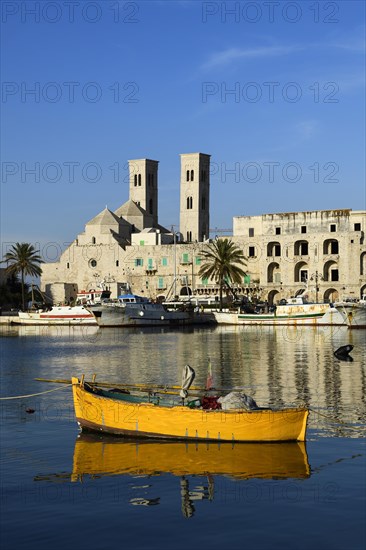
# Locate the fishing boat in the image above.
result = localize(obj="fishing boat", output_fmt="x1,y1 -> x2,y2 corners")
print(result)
335,297 -> 366,328
13,305 -> 96,326
70,433 -> 310,482
213,296 -> 345,326
75,287 -> 111,306
71,371 -> 309,442
12,286 -> 112,326
88,293 -> 216,327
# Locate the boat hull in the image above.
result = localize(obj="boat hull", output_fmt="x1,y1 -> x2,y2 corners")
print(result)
91,304 -> 216,327
72,378 -> 309,442
335,303 -> 366,328
13,306 -> 96,326
214,304 -> 345,326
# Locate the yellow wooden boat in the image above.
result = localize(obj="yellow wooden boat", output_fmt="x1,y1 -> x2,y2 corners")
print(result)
71,433 -> 311,482
72,376 -> 309,442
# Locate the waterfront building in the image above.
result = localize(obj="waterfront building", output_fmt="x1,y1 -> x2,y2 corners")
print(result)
41,153 -> 215,304
232,209 -> 366,304
40,152 -> 366,305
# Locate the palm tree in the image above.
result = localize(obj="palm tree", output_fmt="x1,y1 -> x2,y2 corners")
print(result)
2,243 -> 44,310
198,238 -> 247,311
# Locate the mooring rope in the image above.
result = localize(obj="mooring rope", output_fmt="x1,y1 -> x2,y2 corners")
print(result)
309,407 -> 366,432
0,383 -> 73,400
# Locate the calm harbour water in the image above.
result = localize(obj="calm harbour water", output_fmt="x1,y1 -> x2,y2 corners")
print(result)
1,324 -> 365,550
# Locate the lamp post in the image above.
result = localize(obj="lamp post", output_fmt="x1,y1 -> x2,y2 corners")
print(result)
310,270 -> 323,303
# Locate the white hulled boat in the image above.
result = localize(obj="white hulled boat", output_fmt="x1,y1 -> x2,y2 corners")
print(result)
13,287 -> 111,326
15,305 -> 96,325
334,296 -> 366,329
213,296 -> 346,326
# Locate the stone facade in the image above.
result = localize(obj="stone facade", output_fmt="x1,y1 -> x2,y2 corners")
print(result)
233,209 -> 366,303
40,153 -> 366,304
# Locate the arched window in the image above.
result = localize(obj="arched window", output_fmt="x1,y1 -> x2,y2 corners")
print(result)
323,260 -> 339,281
267,262 -> 281,283
186,196 -> 193,209
323,239 -> 339,255
294,240 -> 309,256
187,231 -> 192,242
190,170 -> 194,181
134,174 -> 137,187
294,261 -> 308,283
92,237 -> 96,244
267,242 -> 281,256
186,170 -> 189,182
361,252 -> 366,276
138,174 -> 141,186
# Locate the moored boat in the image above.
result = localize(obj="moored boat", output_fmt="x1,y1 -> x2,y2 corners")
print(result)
89,293 -> 216,327
12,286 -> 112,326
13,305 -> 96,326
75,287 -> 111,306
71,375 -> 309,442
214,296 -> 345,326
335,299 -> 366,329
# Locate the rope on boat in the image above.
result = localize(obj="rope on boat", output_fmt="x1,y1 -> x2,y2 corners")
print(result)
0,383 -> 73,400
309,407 -> 366,432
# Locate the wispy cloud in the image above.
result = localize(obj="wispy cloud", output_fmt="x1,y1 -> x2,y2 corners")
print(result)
201,29 -> 365,72
201,45 -> 300,70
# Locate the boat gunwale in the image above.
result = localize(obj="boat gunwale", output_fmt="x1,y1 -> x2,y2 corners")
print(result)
76,380 -> 307,417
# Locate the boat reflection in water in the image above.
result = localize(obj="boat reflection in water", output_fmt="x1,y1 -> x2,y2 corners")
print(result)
71,433 -> 310,481
70,433 -> 310,516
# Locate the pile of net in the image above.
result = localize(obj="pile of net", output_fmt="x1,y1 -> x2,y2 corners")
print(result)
217,392 -> 259,411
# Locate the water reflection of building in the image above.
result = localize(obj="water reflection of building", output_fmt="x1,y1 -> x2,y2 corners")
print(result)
172,326 -> 366,434
7,324 -> 365,435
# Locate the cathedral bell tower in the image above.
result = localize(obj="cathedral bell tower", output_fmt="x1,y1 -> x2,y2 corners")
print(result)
128,158 -> 159,227
179,153 -> 210,242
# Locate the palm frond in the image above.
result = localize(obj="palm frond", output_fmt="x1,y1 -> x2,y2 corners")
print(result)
2,243 -> 43,310
198,238 -> 247,310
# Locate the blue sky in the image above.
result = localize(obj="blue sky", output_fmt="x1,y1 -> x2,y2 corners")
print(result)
1,0 -> 365,258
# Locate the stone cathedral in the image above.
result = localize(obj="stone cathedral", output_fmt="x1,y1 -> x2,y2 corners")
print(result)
41,150 -> 366,305
41,153 -> 213,303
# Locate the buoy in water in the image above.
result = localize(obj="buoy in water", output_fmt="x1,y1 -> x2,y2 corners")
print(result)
334,345 -> 354,361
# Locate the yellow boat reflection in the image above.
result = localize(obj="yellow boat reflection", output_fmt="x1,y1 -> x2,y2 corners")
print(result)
71,433 -> 310,482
